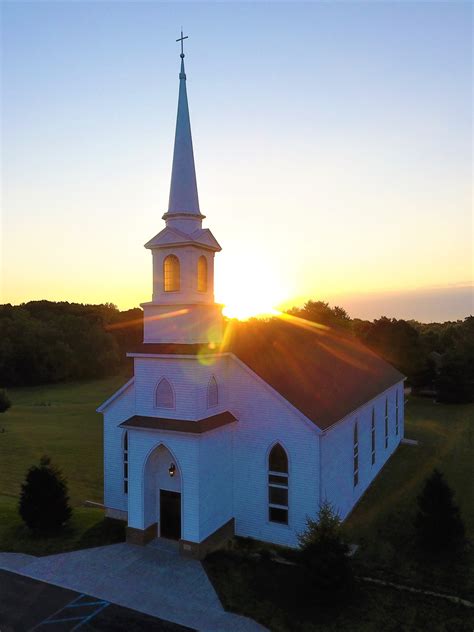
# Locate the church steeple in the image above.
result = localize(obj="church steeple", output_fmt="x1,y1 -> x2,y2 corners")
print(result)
166,33 -> 200,216
141,32 -> 223,345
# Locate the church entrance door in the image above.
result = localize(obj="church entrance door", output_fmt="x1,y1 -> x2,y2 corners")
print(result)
160,490 -> 181,540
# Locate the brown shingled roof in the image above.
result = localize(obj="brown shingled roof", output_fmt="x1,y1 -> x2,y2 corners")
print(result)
221,319 -> 404,430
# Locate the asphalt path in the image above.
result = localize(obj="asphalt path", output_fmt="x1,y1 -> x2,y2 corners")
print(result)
0,569 -> 195,632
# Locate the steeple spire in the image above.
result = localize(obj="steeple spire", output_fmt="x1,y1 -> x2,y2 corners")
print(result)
167,30 -> 200,216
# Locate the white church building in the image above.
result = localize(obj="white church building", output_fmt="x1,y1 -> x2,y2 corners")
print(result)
98,43 -> 405,558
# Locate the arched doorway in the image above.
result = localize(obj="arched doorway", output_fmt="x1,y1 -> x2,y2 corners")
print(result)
143,444 -> 182,540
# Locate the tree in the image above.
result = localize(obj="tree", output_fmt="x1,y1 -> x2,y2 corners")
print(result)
0,389 -> 11,413
298,501 -> 354,603
287,300 -> 352,332
415,469 -> 465,552
19,456 -> 72,532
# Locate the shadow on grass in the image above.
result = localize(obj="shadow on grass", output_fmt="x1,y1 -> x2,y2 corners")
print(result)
76,517 -> 126,550
204,549 -> 474,632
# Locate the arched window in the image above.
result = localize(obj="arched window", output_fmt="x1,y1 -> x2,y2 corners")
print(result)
371,408 -> 376,465
163,255 -> 180,292
197,255 -> 208,292
268,443 -> 288,524
207,376 -> 218,408
395,390 -> 399,436
155,378 -> 174,409
353,422 -> 359,487
123,431 -> 129,494
384,398 -> 389,449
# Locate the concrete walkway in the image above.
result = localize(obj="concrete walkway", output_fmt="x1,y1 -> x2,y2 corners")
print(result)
0,541 -> 266,632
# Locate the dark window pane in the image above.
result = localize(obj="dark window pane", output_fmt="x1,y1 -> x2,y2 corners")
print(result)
124,480 -> 128,494
123,432 -> 128,450
269,474 -> 288,485
372,452 -> 375,465
269,444 -> 288,473
353,456 -> 358,472
269,507 -> 288,524
354,471 -> 359,487
123,462 -> 128,479
269,486 -> 288,506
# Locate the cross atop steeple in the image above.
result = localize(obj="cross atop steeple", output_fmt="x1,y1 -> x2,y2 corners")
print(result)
176,29 -> 188,58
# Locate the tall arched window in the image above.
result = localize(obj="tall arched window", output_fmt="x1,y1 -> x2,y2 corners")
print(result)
268,443 -> 288,524
353,422 -> 359,487
163,255 -> 180,292
384,398 -> 389,449
395,390 -> 399,436
371,408 -> 376,465
197,255 -> 208,292
207,376 -> 218,408
123,431 -> 129,494
155,378 -> 174,409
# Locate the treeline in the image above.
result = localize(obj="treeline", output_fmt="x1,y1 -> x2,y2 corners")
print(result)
0,301 -> 142,386
288,301 -> 474,404
0,299 -> 473,403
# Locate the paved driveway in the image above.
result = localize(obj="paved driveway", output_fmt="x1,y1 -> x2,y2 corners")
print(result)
0,541 -> 266,632
0,569 -> 192,631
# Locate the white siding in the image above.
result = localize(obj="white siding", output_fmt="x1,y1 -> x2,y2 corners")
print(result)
103,381 -> 135,515
320,381 -> 405,519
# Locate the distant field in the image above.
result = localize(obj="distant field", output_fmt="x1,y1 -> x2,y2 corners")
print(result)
0,376 -> 126,505
346,396 -> 474,541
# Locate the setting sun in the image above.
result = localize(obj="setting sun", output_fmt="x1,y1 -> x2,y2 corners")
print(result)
217,260 -> 287,320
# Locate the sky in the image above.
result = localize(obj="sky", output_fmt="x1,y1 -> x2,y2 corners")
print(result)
1,1 -> 472,322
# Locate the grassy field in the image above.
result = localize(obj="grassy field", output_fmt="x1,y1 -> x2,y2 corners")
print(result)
0,375 -> 126,505
0,376 -> 127,555
345,396 -> 474,599
346,396 -> 474,541
204,551 -> 474,632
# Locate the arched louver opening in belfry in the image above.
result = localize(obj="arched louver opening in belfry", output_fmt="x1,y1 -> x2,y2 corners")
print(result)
268,443 -> 289,524
207,376 -> 218,408
197,255 -> 208,292
155,378 -> 175,409
163,255 -> 180,292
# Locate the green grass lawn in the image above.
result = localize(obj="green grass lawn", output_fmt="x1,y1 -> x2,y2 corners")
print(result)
344,396 -> 474,598
0,376 -> 127,556
0,494 -> 125,556
0,375 -> 126,505
204,551 -> 474,632
346,396 -> 474,541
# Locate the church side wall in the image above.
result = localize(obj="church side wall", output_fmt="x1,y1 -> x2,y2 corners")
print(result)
320,381 -> 405,520
226,357 -> 320,548
102,382 -> 135,518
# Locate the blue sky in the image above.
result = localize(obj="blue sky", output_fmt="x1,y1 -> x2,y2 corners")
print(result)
1,1 -> 472,321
